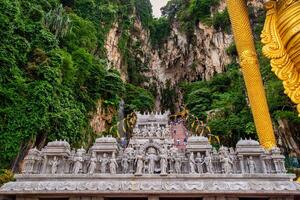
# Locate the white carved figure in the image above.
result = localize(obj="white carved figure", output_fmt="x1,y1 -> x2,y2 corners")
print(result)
221,153 -> 233,174
248,156 -> 256,174
195,152 -> 204,174
49,156 -> 59,174
88,152 -> 97,175
100,153 -> 109,173
229,148 -> 237,173
161,127 -> 166,138
189,152 -> 196,174
133,127 -> 140,136
148,124 -> 155,137
156,125 -> 162,137
73,153 -> 83,174
146,147 -> 158,174
109,152 -> 118,174
121,154 -> 129,173
23,156 -> 35,174
160,149 -> 168,175
204,151 -> 214,174
165,125 -> 171,137
142,126 -> 148,137
135,151 -> 144,175
174,153 -> 182,174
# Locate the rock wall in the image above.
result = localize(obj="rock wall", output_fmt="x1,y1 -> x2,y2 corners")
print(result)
104,2 -> 234,111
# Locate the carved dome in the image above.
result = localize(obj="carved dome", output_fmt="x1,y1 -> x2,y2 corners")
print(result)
236,139 -> 260,146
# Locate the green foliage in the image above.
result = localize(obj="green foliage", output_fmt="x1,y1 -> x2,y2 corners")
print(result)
161,0 -> 220,36
123,84 -> 155,114
135,0 -> 153,28
62,14 -> 97,52
150,17 -> 171,48
0,170 -> 14,186
181,64 -> 255,146
212,9 -> 231,33
0,0 -> 128,171
226,43 -> 237,57
161,81 -> 178,113
43,4 -> 72,38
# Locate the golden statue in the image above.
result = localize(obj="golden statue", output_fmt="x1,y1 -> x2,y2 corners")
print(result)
261,0 -> 300,114
226,0 -> 300,149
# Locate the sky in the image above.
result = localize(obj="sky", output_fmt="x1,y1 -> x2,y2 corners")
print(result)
150,0 -> 169,18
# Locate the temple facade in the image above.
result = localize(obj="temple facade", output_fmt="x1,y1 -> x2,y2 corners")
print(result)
0,112 -> 299,200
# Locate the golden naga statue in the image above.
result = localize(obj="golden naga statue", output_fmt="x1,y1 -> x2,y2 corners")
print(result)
261,0 -> 300,113
226,0 -> 300,149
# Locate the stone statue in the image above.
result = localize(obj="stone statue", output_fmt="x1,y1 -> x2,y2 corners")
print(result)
156,125 -> 162,137
133,127 -> 140,136
229,148 -> 237,173
146,147 -> 158,174
248,156 -> 256,174
141,126 -> 148,137
121,154 -> 129,173
165,125 -> 171,137
49,156 -> 59,174
174,153 -> 182,174
160,149 -> 168,175
149,124 -> 155,137
23,158 -> 35,174
100,153 -> 109,173
189,152 -> 196,174
161,127 -> 166,138
109,152 -> 118,174
135,151 -> 144,175
73,154 -> 83,174
88,152 -> 97,175
204,151 -> 213,174
195,152 -> 204,174
220,153 -> 233,174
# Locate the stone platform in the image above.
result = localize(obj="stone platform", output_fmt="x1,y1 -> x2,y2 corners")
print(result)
0,173 -> 299,199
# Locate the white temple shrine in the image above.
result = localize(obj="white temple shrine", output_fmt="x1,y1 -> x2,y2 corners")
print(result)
0,111 -> 299,200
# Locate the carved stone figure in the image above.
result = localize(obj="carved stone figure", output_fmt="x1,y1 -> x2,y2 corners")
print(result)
121,154 -> 129,173
88,152 -> 97,175
204,151 -> 213,174
189,152 -> 196,174
135,151 -> 144,175
221,153 -> 233,174
141,126 -> 148,137
49,156 -> 59,174
73,154 -> 83,174
160,149 -> 168,175
148,124 -> 155,137
146,147 -> 158,174
248,156 -> 256,174
109,153 -> 118,174
195,152 -> 204,174
174,153 -> 182,174
100,153 -> 109,173
161,127 -> 166,138
229,148 -> 237,173
133,127 -> 140,136
156,125 -> 162,137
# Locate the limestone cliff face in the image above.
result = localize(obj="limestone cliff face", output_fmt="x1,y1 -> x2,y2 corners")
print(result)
105,19 -> 233,84
104,2 -> 234,110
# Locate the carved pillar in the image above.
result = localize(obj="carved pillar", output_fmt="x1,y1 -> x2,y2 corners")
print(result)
226,0 -> 276,150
